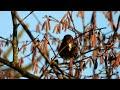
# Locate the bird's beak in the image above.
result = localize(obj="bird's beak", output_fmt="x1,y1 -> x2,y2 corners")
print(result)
68,43 -> 72,51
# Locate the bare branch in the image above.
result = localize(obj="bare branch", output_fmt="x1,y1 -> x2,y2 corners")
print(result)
11,11 -> 18,64
0,57 -> 39,79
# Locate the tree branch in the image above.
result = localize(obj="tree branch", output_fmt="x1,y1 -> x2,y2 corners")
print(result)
11,11 -> 18,64
0,57 -> 40,79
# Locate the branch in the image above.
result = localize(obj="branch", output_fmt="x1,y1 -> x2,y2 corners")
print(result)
11,11 -> 18,64
18,11 -> 34,26
0,57 -> 40,79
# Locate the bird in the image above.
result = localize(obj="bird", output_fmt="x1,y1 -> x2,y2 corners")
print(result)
58,34 -> 79,61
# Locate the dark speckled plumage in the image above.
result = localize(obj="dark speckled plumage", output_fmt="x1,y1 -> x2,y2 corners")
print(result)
58,34 -> 79,60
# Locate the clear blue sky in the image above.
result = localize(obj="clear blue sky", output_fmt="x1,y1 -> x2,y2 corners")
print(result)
0,11 -> 120,79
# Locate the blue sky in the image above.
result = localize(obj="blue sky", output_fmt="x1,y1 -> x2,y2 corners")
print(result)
0,11 -> 120,79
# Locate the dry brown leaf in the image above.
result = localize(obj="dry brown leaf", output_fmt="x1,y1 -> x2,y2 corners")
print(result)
32,59 -> 37,70
44,36 -> 48,53
55,26 -> 59,34
18,57 -> 24,67
61,12 -> 68,22
91,11 -> 96,30
64,20 -> 68,32
48,19 -> 51,30
68,17 -> 71,26
89,59 -> 92,68
105,11 -> 111,21
110,20 -> 116,30
97,32 -> 101,43
36,23 -> 40,33
93,74 -> 99,79
58,24 -> 62,34
90,34 -> 97,47
39,65 -> 45,73
92,49 -> 98,60
39,40 -> 45,52
116,52 -> 120,65
45,71 -> 49,79
23,44 -> 27,54
62,22 -> 65,30
105,12 -> 116,30
69,58 -> 73,76
50,75 -> 54,79
77,11 -> 84,18
80,61 -> 84,69
45,34 -> 49,41
42,41 -> 46,53
53,24 -> 59,33
75,66 -> 80,78
86,59 -> 90,65
31,43 -> 37,51
42,21 -> 46,30
32,48 -> 37,61
83,38 -> 87,52
114,59 -> 119,68
46,21 -> 49,32
34,64 -> 38,74
79,34 -> 82,43
100,56 -> 104,65
116,52 -> 120,57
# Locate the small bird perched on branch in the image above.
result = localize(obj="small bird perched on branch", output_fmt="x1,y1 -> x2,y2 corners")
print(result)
58,34 -> 79,61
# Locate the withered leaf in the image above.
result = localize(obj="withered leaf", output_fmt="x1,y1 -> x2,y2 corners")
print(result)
94,60 -> 98,70
86,59 -> 90,65
53,24 -> 59,33
69,58 -> 73,76
48,19 -> 51,30
89,59 -> 92,68
92,49 -> 98,59
34,64 -> 39,74
114,59 -> 119,68
57,24 -> 61,34
90,34 -> 97,48
42,21 -> 46,30
67,17 -> 71,27
0,48 -> 3,56
105,11 -> 111,21
83,38 -> 87,52
39,65 -> 45,73
46,21 -> 49,32
61,12 -> 68,22
62,22 -> 65,30
36,23 -> 40,33
64,20 -> 68,32
23,44 -> 27,54
77,11 -> 84,18
18,57 -> 24,67
91,11 -> 96,30
75,66 -> 80,78
100,56 -> 104,65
